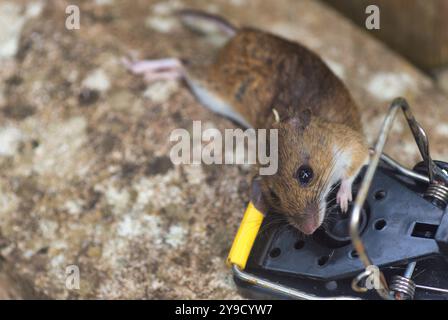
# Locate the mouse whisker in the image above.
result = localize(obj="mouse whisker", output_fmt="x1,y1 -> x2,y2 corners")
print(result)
257,214 -> 288,236
317,146 -> 343,207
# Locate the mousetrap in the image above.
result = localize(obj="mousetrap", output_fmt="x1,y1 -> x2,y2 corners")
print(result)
227,98 -> 448,300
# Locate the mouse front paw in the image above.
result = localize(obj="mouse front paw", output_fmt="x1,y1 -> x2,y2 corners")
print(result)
336,178 -> 353,213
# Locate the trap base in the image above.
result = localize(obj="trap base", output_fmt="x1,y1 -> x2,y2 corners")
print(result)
233,161 -> 448,300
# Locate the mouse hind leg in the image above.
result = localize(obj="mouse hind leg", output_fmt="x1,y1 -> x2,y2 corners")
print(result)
122,57 -> 184,81
124,57 -> 252,128
184,70 -> 252,128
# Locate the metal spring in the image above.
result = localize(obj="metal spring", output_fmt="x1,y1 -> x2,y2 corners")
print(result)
425,183 -> 448,207
390,275 -> 416,300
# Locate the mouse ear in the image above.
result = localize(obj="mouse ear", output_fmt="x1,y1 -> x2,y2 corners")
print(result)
287,108 -> 312,132
250,175 -> 268,216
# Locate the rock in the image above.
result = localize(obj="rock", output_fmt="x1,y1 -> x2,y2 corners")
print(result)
435,68 -> 448,96
78,89 -> 100,106
145,156 -> 174,176
366,72 -> 417,102
1,0 -> 448,300
165,224 -> 187,248
0,126 -> 23,157
95,0 -> 114,5
0,1 -> 43,59
145,1 -> 182,33
2,104 -> 36,120
81,69 -> 111,93
145,16 -> 179,33
143,80 -> 179,104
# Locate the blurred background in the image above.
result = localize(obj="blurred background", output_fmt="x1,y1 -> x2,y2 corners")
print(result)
0,0 -> 447,299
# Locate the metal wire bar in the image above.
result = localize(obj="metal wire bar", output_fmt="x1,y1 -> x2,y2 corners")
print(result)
415,284 -> 448,294
380,153 -> 429,183
232,265 -> 360,300
349,97 -> 434,300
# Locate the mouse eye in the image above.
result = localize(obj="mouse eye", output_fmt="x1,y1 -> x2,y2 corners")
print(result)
295,165 -> 314,186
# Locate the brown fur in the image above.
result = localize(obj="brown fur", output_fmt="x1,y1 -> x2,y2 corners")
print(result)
185,25 -> 369,233
190,28 -> 362,131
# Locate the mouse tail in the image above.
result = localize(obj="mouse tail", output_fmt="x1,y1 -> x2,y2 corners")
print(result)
176,9 -> 238,37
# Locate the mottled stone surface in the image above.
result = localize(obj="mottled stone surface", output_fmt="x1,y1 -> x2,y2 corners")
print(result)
436,67 -> 448,96
0,0 -> 447,299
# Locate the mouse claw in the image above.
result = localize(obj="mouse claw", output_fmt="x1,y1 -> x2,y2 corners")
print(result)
337,195 -> 348,213
336,178 -> 353,214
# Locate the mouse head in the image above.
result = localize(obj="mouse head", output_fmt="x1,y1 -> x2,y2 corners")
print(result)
258,110 -> 340,235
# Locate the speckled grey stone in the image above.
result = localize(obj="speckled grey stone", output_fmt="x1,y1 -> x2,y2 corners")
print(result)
0,0 -> 448,299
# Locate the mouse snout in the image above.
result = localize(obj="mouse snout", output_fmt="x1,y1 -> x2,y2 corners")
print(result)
303,202 -> 319,217
296,202 -> 320,235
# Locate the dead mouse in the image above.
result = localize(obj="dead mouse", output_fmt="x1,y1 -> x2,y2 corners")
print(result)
124,9 -> 369,235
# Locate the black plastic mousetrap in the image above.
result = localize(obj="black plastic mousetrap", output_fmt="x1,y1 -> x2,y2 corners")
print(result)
227,98 -> 448,300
